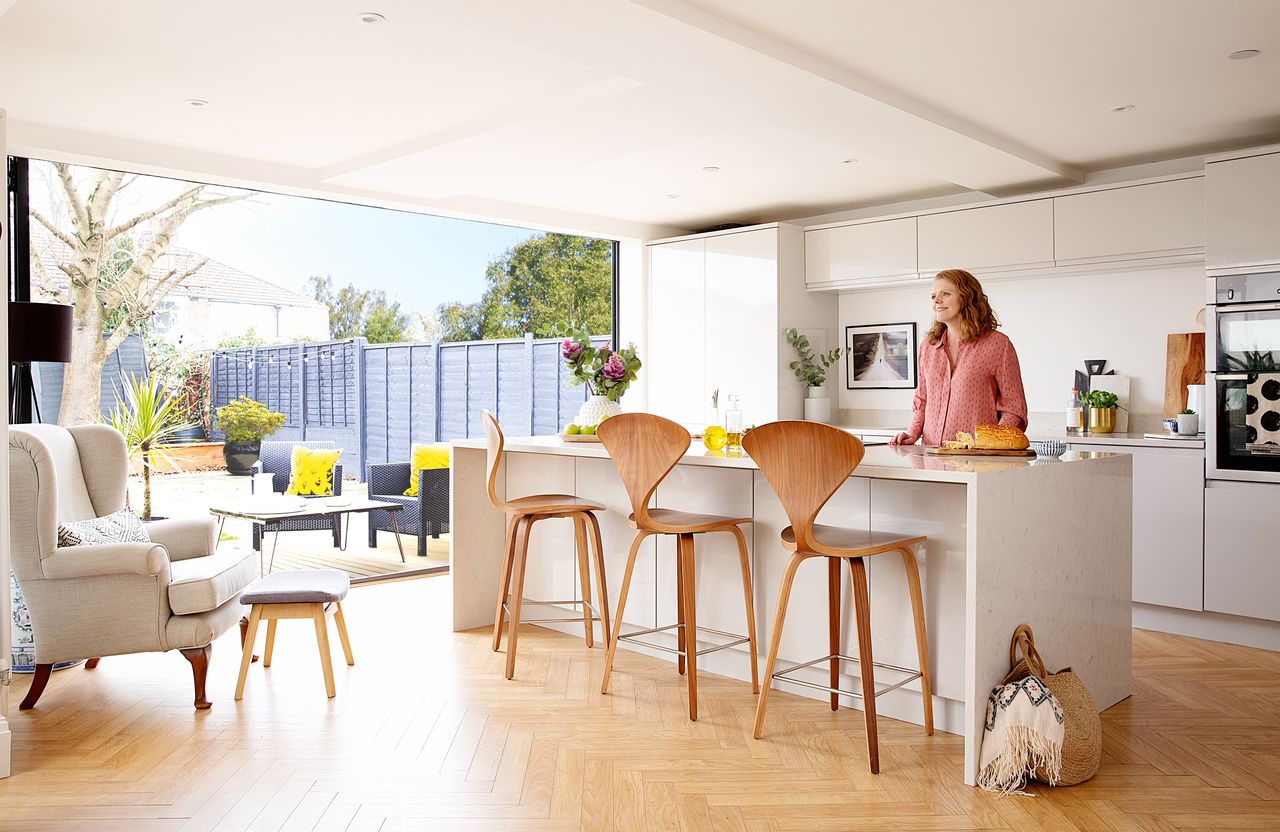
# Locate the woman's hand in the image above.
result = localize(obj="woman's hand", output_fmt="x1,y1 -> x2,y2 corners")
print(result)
890,431 -> 913,446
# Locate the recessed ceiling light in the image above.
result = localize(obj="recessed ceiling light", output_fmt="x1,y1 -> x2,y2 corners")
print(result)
841,158 -> 859,164
356,11 -> 386,24
1229,49 -> 1260,60
666,194 -> 682,199
185,99 -> 209,108
701,166 -> 720,173
1109,104 -> 1135,112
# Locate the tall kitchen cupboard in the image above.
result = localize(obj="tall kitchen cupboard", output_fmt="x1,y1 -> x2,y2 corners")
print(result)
646,223 -> 834,428
1206,144 -> 1280,271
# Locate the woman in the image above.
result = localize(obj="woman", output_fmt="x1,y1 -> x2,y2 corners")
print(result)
890,269 -> 1027,446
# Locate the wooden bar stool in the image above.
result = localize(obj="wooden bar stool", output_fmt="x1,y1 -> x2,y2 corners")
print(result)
743,421 -> 932,773
483,410 -> 611,680
597,412 -> 759,721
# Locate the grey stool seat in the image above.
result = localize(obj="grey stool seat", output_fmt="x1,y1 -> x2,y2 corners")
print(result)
236,569 -> 355,700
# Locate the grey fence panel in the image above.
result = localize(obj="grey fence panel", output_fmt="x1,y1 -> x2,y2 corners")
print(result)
438,344 -> 468,442
467,342 -> 499,438
34,332 -> 148,423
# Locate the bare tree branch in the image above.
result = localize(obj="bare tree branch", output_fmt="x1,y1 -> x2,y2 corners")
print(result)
56,163 -> 89,237
30,210 -> 76,249
57,262 -> 91,288
30,251 -> 63,302
105,185 -> 203,239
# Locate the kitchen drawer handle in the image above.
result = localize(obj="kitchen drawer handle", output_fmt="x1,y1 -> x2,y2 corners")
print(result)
1217,373 -> 1250,381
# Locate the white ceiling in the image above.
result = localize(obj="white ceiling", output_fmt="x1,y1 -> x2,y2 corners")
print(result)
1,0 -> 1277,238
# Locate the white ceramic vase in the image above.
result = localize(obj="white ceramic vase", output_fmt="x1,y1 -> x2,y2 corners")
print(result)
576,394 -> 622,427
803,385 -> 831,424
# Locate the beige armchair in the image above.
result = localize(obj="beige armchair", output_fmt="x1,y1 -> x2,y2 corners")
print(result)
8,424 -> 258,710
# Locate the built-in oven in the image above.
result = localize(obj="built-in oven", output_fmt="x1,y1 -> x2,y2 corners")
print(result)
1206,270 -> 1280,482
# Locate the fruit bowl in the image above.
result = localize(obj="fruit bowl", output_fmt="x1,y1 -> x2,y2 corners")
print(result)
1031,439 -> 1066,458
560,432 -> 601,443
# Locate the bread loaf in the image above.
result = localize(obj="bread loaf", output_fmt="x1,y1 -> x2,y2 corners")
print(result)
972,424 -> 1029,450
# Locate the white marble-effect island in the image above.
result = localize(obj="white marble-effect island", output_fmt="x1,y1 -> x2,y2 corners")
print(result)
450,437 -> 1132,785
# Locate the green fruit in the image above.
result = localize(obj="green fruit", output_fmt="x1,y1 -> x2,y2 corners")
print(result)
564,424 -> 580,435
580,424 -> 597,435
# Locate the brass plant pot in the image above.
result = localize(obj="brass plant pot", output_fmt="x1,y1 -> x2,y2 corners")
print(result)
1088,406 -> 1116,434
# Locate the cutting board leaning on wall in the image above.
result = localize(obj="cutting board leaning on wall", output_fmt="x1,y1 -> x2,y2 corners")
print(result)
1165,333 -> 1206,417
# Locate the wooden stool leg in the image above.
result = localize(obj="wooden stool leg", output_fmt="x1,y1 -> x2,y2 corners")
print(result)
311,603 -> 337,698
333,601 -> 355,666
678,533 -> 699,721
235,605 -> 263,701
601,530 -> 648,694
848,557 -> 879,773
675,538 -> 686,676
572,514 -> 594,648
492,514 -> 521,652
729,524 -> 759,694
505,516 -> 535,680
263,620 -> 278,668
899,545 -> 934,735
828,557 -> 841,711
586,512 -> 611,646
754,552 -> 805,739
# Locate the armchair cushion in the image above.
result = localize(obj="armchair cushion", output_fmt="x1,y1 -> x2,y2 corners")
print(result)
169,549 -> 259,615
57,508 -> 150,548
285,446 -> 343,495
404,444 -> 449,497
42,542 -> 169,579
145,517 -> 218,561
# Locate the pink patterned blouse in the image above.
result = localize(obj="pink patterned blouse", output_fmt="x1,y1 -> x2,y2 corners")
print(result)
905,329 -> 1028,446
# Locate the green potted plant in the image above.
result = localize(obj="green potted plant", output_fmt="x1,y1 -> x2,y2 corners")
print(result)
1080,389 -> 1120,434
559,326 -> 642,429
1176,407 -> 1199,436
215,396 -> 286,475
784,328 -> 849,423
107,374 -> 192,520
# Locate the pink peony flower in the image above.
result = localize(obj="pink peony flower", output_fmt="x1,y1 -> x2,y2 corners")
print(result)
561,339 -> 583,360
601,353 -> 626,381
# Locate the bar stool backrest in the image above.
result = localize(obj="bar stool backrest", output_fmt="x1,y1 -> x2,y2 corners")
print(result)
596,412 -> 690,527
480,410 -> 512,512
742,421 -> 865,554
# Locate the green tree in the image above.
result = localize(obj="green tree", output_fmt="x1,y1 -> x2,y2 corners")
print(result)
436,233 -> 612,341
306,275 -> 412,344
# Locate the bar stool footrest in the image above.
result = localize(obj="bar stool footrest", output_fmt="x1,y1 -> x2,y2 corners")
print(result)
502,597 -> 603,625
771,653 -> 923,700
617,623 -> 749,657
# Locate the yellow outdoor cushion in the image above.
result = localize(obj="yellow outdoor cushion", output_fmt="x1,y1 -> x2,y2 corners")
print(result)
285,446 -> 343,495
404,443 -> 450,497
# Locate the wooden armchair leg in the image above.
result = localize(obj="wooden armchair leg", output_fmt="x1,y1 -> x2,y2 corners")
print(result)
19,663 -> 53,710
85,657 -> 101,669
180,644 -> 213,710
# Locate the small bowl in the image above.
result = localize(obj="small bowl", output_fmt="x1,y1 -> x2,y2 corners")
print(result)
1031,440 -> 1066,458
1161,417 -> 1178,435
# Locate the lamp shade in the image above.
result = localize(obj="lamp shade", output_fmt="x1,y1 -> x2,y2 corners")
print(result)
9,302 -> 73,363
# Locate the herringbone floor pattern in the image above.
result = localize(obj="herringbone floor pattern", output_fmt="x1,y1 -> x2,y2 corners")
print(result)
2,576 -> 1278,831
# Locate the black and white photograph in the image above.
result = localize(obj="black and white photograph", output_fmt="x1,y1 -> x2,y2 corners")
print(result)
845,322 -> 917,389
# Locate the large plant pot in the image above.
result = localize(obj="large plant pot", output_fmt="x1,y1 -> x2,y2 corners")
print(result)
172,424 -> 207,443
223,440 -> 261,475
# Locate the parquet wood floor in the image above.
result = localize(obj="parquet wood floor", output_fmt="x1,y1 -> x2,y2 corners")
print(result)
2,576 -> 1278,831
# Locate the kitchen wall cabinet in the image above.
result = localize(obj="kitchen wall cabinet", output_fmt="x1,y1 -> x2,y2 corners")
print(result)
647,224 -> 833,428
1068,443 -> 1204,611
1054,177 -> 1204,264
1206,147 -> 1280,271
805,217 -> 917,289
1204,480 -> 1280,622
917,199 -> 1054,275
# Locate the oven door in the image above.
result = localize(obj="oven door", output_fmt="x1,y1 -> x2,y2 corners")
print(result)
1207,299 -> 1280,481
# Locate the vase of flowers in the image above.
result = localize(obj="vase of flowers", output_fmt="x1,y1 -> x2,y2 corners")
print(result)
560,327 -> 642,428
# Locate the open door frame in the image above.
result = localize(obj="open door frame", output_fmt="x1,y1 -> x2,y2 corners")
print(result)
1,107 -> 15,778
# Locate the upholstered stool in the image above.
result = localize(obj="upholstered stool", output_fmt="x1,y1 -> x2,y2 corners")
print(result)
235,569 -> 354,699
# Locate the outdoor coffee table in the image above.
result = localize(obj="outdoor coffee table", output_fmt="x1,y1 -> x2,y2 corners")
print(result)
209,498 -> 407,574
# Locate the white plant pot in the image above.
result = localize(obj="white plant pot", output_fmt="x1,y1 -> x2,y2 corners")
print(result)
1176,412 -> 1199,436
804,386 -> 831,424
575,394 -> 622,427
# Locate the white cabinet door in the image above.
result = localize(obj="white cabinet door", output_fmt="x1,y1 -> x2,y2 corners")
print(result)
805,217 -> 917,288
918,199 -> 1054,274
1204,480 -> 1280,622
648,239 -> 706,426
1069,444 -> 1204,610
1054,178 -> 1204,264
1206,151 -> 1280,270
706,229 -> 777,427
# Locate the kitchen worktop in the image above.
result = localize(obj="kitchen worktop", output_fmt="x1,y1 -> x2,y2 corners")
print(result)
837,423 -> 1206,450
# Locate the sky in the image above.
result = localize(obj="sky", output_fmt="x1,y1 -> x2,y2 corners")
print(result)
28,160 -> 545,319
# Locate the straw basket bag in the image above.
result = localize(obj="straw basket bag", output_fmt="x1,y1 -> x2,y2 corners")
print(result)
1001,624 -> 1102,786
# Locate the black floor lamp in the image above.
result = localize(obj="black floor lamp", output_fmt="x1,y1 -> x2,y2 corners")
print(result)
9,301 -> 73,424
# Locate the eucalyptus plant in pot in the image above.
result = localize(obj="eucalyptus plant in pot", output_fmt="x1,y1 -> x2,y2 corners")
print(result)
784,328 -> 849,423
215,396 -> 285,475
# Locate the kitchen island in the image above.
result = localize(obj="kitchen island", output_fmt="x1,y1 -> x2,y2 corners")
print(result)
450,436 -> 1132,784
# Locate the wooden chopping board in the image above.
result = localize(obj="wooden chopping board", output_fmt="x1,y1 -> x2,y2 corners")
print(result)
1164,333 -> 1205,417
925,447 -> 1035,457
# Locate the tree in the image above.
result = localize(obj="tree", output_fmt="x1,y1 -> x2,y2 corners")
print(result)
31,163 -> 249,425
435,233 -> 613,341
306,276 -> 412,344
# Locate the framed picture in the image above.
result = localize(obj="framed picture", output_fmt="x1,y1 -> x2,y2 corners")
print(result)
845,322 -> 917,389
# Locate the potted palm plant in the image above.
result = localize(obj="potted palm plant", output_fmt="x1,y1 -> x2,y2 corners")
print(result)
107,374 -> 191,521
215,396 -> 286,475
784,328 -> 849,423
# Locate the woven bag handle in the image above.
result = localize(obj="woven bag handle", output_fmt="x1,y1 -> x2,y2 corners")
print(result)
1008,624 -> 1049,679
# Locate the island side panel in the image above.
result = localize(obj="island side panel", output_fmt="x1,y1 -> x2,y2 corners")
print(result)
576,456 -> 659,632
505,453 -> 577,615
451,445 -> 510,631
964,453 -> 1133,785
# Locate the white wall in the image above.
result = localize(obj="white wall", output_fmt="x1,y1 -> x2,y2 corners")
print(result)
838,263 -> 1206,431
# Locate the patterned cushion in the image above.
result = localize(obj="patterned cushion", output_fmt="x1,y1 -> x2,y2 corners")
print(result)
57,508 -> 151,548
285,446 -> 342,495
404,444 -> 450,497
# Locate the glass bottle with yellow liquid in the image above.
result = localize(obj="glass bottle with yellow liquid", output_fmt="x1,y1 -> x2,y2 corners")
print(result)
724,394 -> 743,450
